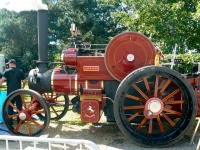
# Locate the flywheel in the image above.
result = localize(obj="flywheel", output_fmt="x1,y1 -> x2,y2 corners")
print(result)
104,32 -> 155,81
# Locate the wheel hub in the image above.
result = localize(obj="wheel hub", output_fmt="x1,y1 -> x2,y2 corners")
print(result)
19,110 -> 30,121
47,98 -> 55,103
144,98 -> 164,119
127,54 -> 134,62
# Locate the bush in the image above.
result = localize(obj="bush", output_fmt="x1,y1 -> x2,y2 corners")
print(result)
161,53 -> 200,74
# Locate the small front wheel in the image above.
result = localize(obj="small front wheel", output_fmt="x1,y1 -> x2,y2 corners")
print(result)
2,89 -> 50,136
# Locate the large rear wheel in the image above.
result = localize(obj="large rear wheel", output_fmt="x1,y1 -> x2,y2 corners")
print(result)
114,66 -> 197,147
2,89 -> 50,136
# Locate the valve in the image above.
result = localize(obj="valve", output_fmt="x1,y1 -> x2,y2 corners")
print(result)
155,46 -> 164,66
154,53 -> 160,66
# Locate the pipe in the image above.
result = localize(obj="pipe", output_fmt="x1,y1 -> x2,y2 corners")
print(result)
37,9 -> 48,73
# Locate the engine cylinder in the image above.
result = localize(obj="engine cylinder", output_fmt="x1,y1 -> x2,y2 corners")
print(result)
61,48 -> 77,67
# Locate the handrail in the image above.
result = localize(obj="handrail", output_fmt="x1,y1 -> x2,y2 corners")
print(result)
0,135 -> 100,150
161,43 -> 178,69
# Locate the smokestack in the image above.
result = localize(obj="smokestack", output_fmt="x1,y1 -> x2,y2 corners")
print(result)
37,9 -> 48,73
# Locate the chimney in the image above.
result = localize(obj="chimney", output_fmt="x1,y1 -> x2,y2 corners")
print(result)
37,9 -> 48,73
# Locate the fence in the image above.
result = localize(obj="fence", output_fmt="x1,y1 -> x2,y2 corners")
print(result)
0,135 -> 100,150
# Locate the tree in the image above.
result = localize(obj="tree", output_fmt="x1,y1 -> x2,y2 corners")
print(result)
0,9 -> 38,74
110,0 -> 200,53
0,0 -> 120,74
46,0 -> 120,46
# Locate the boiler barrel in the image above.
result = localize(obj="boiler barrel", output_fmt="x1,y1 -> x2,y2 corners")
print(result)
28,68 -> 78,95
51,68 -> 78,94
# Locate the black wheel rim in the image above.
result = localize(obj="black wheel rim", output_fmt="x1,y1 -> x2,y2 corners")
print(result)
2,89 -> 50,136
114,66 -> 197,147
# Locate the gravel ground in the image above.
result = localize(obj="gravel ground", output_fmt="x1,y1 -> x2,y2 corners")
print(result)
0,115 -> 200,150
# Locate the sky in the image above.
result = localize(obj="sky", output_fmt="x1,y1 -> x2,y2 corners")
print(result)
0,0 -> 48,12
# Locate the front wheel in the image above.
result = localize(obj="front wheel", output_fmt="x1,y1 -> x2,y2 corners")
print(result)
2,89 -> 50,136
114,66 -> 197,147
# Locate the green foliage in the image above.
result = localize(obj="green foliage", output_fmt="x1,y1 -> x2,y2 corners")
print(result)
46,0 -> 119,46
0,0 -> 200,76
161,53 -> 200,73
0,9 -> 38,74
111,0 -> 200,53
0,0 -> 121,75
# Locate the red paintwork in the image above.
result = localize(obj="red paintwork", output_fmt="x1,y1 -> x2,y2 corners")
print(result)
52,68 -> 78,94
82,88 -> 102,94
105,32 -> 156,81
62,48 -> 77,67
52,67 -> 104,95
81,99 -> 100,123
52,56 -> 200,121
80,81 -> 103,91
77,56 -> 115,80
186,77 -> 197,86
53,32 -> 200,122
186,77 -> 200,116
195,88 -> 200,116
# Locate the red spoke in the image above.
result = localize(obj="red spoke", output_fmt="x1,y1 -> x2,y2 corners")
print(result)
157,115 -> 164,133
127,110 -> 143,122
124,105 -> 145,110
162,89 -> 180,103
132,84 -> 149,100
43,93 -> 48,99
163,108 -> 182,116
32,110 -> 45,114
20,94 -> 27,110
50,105 -> 59,117
51,100 -> 65,103
125,94 -> 145,102
52,94 -> 61,101
143,77 -> 151,97
27,96 -> 37,109
154,75 -> 159,97
148,119 -> 153,134
31,102 -> 40,110
7,100 -> 20,113
137,117 -> 147,130
28,122 -> 32,136
14,121 -> 22,134
158,79 -> 171,97
7,114 -> 18,119
164,100 -> 184,105
162,112 -> 175,126
29,118 -> 44,129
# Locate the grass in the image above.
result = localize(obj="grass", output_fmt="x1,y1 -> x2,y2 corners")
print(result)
0,82 -> 7,91
63,105 -> 87,126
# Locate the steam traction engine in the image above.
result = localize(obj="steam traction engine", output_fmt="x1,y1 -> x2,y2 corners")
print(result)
1,9 -> 198,148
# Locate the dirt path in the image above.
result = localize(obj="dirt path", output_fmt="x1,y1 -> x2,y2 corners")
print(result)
0,115 -> 199,150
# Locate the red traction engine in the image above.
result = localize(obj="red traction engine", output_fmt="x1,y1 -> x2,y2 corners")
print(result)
1,9 -> 198,148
